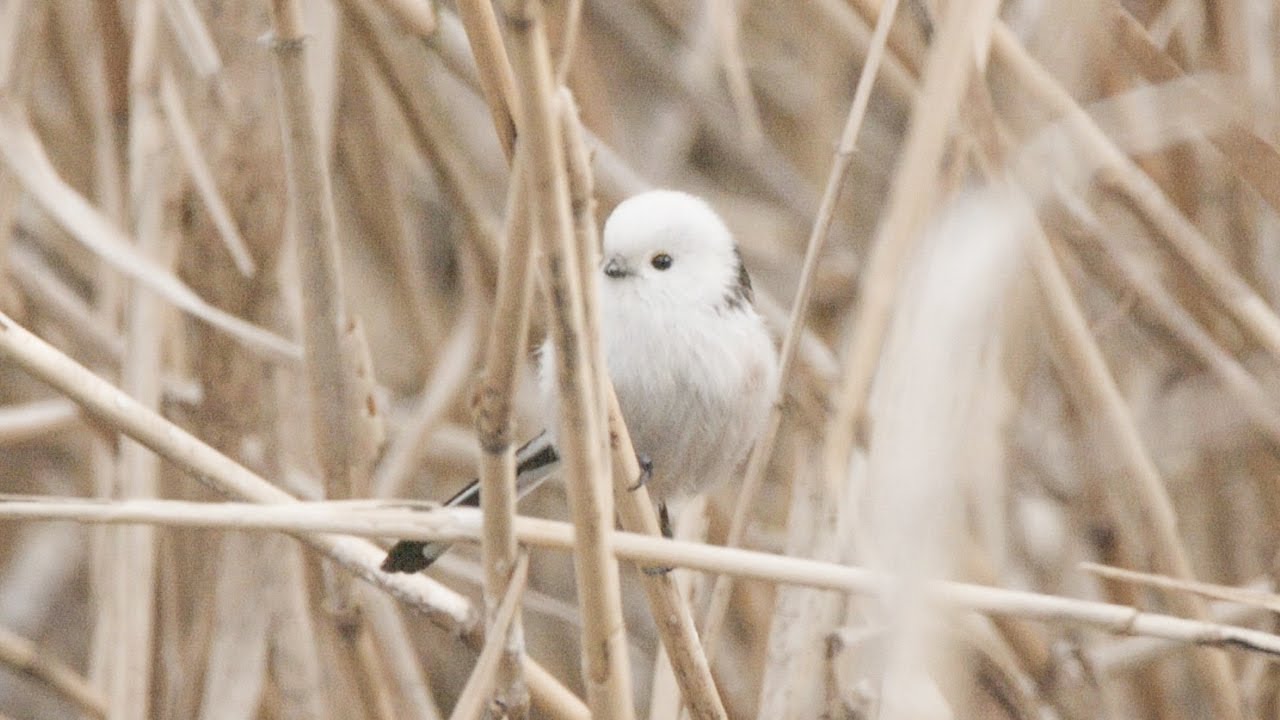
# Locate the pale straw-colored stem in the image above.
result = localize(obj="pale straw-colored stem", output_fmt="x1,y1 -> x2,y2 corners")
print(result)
559,85 -> 727,720
473,148 -> 536,717
0,624 -> 107,718
268,6 -> 399,719
455,0 -> 519,160
8,497 -> 1280,660
499,0 -> 635,715
700,0 -> 904,663
448,553 -> 530,720
0,310 -> 589,719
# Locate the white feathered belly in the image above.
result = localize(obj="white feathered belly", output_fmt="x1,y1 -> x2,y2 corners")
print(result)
539,298 -> 776,501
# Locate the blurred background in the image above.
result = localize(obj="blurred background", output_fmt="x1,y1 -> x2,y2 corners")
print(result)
4,0 -> 1280,718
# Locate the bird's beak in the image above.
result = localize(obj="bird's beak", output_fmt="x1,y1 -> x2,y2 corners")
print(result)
603,255 -> 631,279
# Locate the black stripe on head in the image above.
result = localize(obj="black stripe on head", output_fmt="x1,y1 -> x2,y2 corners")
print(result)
721,246 -> 754,312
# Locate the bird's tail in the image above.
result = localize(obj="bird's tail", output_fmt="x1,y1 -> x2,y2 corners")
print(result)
380,431 -> 560,573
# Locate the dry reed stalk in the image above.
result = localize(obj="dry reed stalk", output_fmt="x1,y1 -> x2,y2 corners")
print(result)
0,114 -> 299,362
362,587 -> 445,720
1080,563 -> 1280,612
105,6 -> 171,713
499,0 -> 636,715
338,0 -> 502,274
159,0 -> 221,78
1093,596 -> 1269,675
371,311 -> 479,499
267,540 -> 329,720
647,497 -> 710,720
987,24 -> 1280,367
471,148 -> 536,716
0,624 -> 106,718
454,0 -> 519,160
558,86 -> 727,720
1053,196 -> 1280,451
700,0 -> 903,663
757,438 -> 839,720
196,533 -> 274,719
447,553 -> 530,720
555,0 -> 585,83
0,398 -> 77,444
156,70 -> 254,277
11,497 -> 1280,659
370,0 -> 437,38
1026,225 -> 1244,718
268,6 -> 400,719
821,0 -> 1001,511
268,0 -> 352,520
0,311 -> 592,716
708,0 -> 764,148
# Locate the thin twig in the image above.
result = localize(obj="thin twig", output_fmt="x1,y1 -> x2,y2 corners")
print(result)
8,497 -> 1280,660
0,310 -> 589,718
557,86 -> 727,719
0,113 -> 300,362
448,553 -> 530,720
0,624 -> 107,718
472,147 -> 536,715
454,0 -> 519,160
700,0 -> 904,662
499,0 -> 636,715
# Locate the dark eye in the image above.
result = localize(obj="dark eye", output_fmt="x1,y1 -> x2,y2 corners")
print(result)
651,253 -> 673,270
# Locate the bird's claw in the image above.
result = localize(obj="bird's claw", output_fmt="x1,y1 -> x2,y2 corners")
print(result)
628,453 -> 654,492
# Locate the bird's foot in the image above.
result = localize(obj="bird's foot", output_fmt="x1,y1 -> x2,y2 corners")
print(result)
627,453 -> 654,492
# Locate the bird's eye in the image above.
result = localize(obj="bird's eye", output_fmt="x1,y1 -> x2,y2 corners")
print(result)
651,253 -> 673,271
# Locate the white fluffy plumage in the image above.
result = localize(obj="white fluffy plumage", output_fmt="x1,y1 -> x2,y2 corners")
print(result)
540,189 -> 778,499
383,190 -> 778,573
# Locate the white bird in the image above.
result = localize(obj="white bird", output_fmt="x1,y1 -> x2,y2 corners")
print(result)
383,189 -> 779,573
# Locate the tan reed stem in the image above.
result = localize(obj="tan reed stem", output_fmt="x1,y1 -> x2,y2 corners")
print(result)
447,553 -> 530,720
473,148 -> 536,717
0,624 -> 107,718
455,0 -> 519,160
700,0 -> 905,663
0,310 -> 589,720
267,6 -> 412,718
8,498 -> 1280,661
498,0 -> 636,715
559,86 -> 728,720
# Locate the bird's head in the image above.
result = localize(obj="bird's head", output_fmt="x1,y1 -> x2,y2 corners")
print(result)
599,190 -> 753,311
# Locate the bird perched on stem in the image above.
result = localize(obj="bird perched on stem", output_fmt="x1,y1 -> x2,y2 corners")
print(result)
382,189 -> 779,573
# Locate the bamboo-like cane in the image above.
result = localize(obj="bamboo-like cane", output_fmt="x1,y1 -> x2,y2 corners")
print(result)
0,311 -> 590,720
498,0 -> 636,716
0,624 -> 107,719
471,149 -> 537,717
266,6 -> 401,720
8,498 -> 1280,662
700,0 -> 905,665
